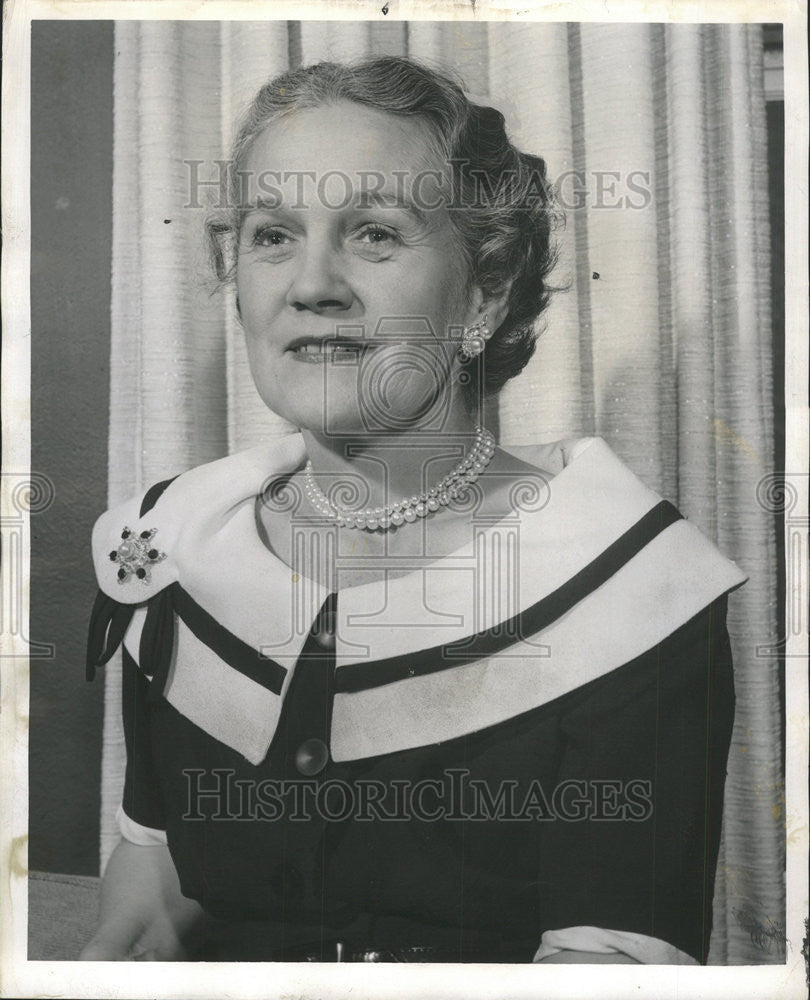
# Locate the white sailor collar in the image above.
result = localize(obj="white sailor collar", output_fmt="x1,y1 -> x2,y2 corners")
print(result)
92,433 -> 748,764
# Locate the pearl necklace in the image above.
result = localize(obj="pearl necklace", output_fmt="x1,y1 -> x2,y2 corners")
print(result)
303,425 -> 496,531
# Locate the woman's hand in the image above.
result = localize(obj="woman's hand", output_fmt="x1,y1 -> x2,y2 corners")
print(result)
80,839 -> 205,961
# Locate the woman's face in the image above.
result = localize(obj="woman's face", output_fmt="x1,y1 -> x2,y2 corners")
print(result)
235,100 -> 482,437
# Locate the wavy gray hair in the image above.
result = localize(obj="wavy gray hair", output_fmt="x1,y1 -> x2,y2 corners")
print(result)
207,56 -> 562,400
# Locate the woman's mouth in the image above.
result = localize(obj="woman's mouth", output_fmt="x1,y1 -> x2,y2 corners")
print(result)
288,339 -> 376,363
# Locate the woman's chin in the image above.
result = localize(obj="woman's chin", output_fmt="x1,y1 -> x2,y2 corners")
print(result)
373,386 -> 446,429
261,385 -> 447,437
292,410 -> 438,440
291,408 -> 365,438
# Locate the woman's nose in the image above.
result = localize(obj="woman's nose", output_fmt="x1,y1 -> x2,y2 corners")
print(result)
285,241 -> 353,313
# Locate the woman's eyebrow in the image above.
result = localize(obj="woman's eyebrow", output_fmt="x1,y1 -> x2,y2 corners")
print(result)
355,190 -> 429,226
241,197 -> 288,214
240,191 -> 432,227
241,191 -> 427,223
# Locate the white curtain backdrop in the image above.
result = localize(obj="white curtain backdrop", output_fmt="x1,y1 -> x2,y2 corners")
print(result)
102,19 -> 782,965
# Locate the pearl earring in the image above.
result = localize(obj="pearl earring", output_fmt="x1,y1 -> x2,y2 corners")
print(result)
459,313 -> 492,361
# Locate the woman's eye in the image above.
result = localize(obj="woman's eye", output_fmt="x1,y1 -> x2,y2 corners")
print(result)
252,227 -> 290,248
356,225 -> 398,248
242,223 -> 397,256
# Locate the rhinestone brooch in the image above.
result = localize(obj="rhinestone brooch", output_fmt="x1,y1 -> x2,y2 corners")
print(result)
109,527 -> 166,584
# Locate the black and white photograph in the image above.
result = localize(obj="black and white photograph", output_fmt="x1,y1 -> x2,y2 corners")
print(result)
1,2 -> 807,998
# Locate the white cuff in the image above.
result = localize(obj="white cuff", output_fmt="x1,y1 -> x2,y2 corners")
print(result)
117,804 -> 168,846
533,926 -> 699,965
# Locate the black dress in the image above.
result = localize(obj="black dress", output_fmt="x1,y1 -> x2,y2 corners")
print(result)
87,435 -> 747,963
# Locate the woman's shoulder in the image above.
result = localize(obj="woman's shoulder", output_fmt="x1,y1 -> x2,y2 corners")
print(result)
97,435 -> 306,521
498,436 -> 595,477
90,435 -> 307,600
496,434 -> 748,602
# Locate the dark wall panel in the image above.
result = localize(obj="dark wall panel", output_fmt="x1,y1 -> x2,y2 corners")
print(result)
30,20 -> 114,875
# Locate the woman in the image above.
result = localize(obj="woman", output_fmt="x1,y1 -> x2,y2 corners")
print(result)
82,56 -> 746,964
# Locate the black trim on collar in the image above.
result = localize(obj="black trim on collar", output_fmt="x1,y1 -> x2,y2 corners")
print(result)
333,593 -> 730,769
334,500 -> 683,694
139,476 -> 180,517
172,584 -> 288,695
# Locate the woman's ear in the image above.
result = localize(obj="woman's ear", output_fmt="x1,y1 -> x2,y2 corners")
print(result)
206,217 -> 236,282
476,280 -> 513,335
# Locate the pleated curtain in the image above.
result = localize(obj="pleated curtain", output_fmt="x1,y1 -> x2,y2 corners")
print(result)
103,20 -> 782,965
